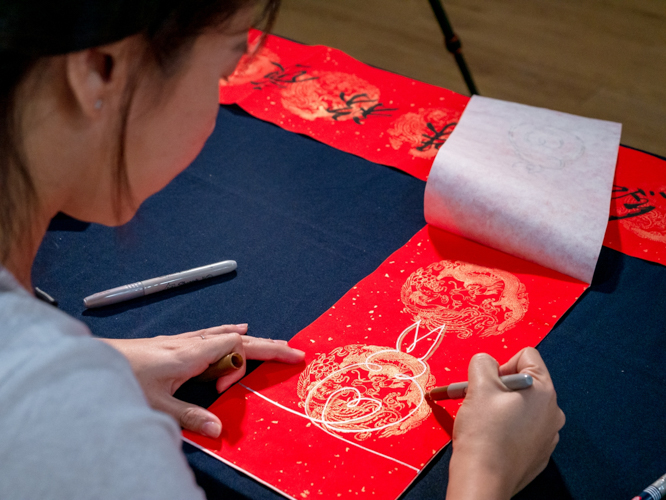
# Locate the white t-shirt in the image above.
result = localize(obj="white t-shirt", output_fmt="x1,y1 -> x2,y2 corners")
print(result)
0,267 -> 205,500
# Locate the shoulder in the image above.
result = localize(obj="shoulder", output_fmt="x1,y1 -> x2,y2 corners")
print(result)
0,272 -> 204,500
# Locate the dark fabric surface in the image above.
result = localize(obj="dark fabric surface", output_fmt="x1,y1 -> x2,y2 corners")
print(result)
33,105 -> 666,500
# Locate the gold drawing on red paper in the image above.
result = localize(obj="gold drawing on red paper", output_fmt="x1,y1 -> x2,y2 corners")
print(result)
297,322 -> 444,441
611,184 -> 666,243
281,71 -> 397,124
622,207 -> 666,243
221,44 -> 317,90
401,260 -> 528,339
387,108 -> 459,159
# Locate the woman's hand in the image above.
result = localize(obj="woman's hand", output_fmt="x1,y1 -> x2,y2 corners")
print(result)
446,348 -> 565,500
100,324 -> 305,439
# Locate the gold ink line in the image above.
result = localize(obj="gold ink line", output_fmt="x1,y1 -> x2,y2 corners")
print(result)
304,355 -> 426,433
396,321 -> 447,361
301,322 -> 446,434
238,382 -> 421,473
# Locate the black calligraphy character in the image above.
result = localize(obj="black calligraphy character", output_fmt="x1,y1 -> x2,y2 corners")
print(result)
353,101 -> 399,125
326,92 -> 398,124
416,122 -> 457,152
610,185 -> 656,220
251,62 -> 318,89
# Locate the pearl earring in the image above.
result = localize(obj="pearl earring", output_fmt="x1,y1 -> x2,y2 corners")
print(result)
94,99 -> 103,110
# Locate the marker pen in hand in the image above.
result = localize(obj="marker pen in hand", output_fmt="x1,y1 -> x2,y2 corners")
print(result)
426,373 -> 533,401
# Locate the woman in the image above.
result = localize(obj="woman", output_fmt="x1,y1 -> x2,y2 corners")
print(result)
0,1 -> 564,498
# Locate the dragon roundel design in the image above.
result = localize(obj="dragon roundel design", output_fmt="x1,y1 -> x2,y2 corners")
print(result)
401,260 -> 529,339
623,208 -> 666,243
297,322 -> 444,441
280,71 -> 393,124
387,108 -> 459,159
296,261 -> 527,442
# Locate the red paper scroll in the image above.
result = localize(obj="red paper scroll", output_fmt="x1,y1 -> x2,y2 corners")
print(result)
220,30 -> 469,181
184,226 -> 587,500
221,33 -> 666,267
603,147 -> 666,265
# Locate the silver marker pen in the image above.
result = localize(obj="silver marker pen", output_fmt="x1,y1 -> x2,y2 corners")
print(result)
632,472 -> 666,500
426,373 -> 533,401
83,260 -> 237,308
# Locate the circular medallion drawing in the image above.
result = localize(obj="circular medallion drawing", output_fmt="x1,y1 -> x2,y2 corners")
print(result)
387,108 -> 458,159
401,260 -> 529,339
280,71 -> 381,122
509,123 -> 584,172
297,323 -> 444,441
622,207 -> 666,243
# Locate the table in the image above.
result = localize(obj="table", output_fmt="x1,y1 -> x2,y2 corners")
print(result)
34,104 -> 666,500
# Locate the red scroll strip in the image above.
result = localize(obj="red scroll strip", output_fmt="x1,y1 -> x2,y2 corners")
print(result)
220,32 -> 666,267
184,226 -> 587,500
603,147 -> 666,265
220,30 -> 469,181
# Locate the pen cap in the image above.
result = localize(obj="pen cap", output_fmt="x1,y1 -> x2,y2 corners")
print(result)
197,352 -> 244,382
83,282 -> 144,308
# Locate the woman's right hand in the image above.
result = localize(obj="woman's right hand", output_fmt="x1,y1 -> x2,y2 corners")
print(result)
446,347 -> 565,500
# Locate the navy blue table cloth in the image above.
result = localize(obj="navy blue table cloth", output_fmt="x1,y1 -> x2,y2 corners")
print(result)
33,105 -> 666,500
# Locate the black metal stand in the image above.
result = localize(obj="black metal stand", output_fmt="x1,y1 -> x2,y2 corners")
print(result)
427,0 -> 479,95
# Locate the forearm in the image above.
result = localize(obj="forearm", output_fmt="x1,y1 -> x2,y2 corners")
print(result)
446,449 -> 512,500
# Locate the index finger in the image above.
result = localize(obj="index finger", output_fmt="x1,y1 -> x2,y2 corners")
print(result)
498,347 -> 553,384
242,336 -> 305,364
182,323 -> 249,339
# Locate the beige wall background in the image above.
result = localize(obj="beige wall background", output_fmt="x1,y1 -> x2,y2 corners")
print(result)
273,0 -> 666,158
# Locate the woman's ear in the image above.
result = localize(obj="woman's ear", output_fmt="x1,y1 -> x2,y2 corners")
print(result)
64,38 -> 135,118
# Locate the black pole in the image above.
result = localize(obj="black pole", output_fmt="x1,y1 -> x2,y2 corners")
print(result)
427,0 -> 479,95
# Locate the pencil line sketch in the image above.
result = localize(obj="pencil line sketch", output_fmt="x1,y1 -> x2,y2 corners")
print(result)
401,260 -> 529,339
508,122 -> 584,172
297,321 -> 445,441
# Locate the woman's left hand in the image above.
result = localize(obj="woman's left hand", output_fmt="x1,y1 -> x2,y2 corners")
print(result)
100,324 -> 305,438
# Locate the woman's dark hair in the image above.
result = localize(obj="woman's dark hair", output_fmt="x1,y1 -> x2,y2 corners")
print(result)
0,0 -> 279,262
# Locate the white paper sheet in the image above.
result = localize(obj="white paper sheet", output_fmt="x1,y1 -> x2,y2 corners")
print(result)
424,95 -> 621,283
